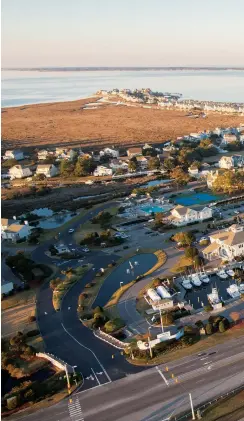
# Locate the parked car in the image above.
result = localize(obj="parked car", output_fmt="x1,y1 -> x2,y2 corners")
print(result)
68,229 -> 75,233
82,247 -> 90,253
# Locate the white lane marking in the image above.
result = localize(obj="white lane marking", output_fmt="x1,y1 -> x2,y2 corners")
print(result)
156,366 -> 169,386
200,357 -> 208,360
61,323 -> 112,383
91,367 -> 100,385
203,361 -> 212,365
207,365 -> 212,370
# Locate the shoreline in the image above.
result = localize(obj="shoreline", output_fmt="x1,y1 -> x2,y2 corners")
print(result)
1,95 -> 99,109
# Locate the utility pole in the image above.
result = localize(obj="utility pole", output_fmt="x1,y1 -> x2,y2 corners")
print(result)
159,308 -> 164,333
189,393 -> 195,420
148,327 -> 153,359
65,364 -> 72,401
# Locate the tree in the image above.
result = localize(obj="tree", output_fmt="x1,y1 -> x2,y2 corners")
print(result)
212,170 -> 244,195
193,255 -> 202,269
205,323 -> 213,335
60,159 -> 74,177
142,148 -> 157,157
74,156 -> 96,176
50,278 -> 62,290
148,157 -> 160,170
163,158 -> 175,171
128,159 -> 137,173
161,312 -> 174,326
173,231 -> 195,246
170,166 -> 190,186
218,321 -> 226,333
104,318 -> 124,333
185,246 -> 198,259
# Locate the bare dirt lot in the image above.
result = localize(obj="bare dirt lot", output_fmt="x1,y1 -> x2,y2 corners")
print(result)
2,98 -> 243,150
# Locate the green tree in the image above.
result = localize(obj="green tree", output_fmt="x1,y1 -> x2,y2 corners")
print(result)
163,158 -> 175,171
218,321 -> 226,333
60,159 -> 74,177
104,318 -> 124,333
148,156 -> 160,170
74,157 -> 96,176
205,323 -> 213,335
170,166 -> 190,186
185,246 -> 198,259
212,170 -> 244,194
128,158 -> 137,173
173,231 -> 195,246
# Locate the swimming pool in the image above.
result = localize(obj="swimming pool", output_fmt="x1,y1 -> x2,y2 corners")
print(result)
140,205 -> 166,214
175,192 -> 221,206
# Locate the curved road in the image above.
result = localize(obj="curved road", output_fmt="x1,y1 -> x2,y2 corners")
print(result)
35,202 -> 148,390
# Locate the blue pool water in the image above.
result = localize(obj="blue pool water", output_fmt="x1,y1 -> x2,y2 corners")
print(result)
141,179 -> 171,188
141,205 -> 166,214
175,192 -> 220,206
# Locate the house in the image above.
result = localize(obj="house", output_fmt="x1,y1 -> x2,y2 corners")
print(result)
219,155 -> 244,169
4,150 -> 24,161
109,159 -> 128,171
136,156 -> 148,170
100,148 -> 119,158
188,166 -> 200,176
54,244 -> 71,255
36,164 -> 58,178
55,148 -> 76,160
1,220 -> 31,242
202,224 -> 244,261
9,165 -> 32,180
221,134 -> 238,145
93,166 -> 113,176
127,147 -> 142,158
1,218 -> 16,231
167,205 -> 212,226
206,169 -> 226,188
37,150 -> 51,160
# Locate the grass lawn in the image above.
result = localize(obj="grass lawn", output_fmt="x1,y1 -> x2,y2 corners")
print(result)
201,390 -> 244,421
128,324 -> 244,366
1,288 -> 36,311
1,302 -> 36,337
74,205 -> 120,244
170,256 -> 193,274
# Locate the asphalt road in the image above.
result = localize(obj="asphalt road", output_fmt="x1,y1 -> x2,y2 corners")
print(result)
12,337 -> 244,421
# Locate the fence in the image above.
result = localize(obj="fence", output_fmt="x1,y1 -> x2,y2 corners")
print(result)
36,352 -> 73,373
94,329 -> 130,350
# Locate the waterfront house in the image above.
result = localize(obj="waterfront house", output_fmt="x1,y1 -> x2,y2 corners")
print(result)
1,219 -> 31,242
221,134 -> 238,145
36,164 -> 58,178
9,165 -> 32,180
136,156 -> 148,170
188,165 -> 200,177
109,159 -> 128,171
4,150 -> 24,161
127,147 -> 142,158
219,155 -> 244,169
202,224 -> 244,261
93,166 -> 113,176
167,205 -> 212,226
37,150 -> 52,160
206,169 -> 226,188
100,147 -> 119,158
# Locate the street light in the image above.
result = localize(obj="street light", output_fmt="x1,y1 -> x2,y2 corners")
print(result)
148,327 -> 153,359
72,365 -> 78,385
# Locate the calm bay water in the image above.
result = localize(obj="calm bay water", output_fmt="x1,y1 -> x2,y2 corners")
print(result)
2,69 -> 244,108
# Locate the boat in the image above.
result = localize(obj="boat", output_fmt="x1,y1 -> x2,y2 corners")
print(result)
226,269 -> 235,277
239,283 -> 244,293
208,288 -> 221,305
190,274 -> 202,287
181,278 -> 192,290
216,269 -> 228,279
200,273 -> 210,284
226,284 -> 240,299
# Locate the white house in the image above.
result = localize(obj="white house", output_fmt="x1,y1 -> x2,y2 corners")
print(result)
36,164 -> 58,178
37,150 -> 52,160
221,134 -> 238,145
100,148 -> 119,158
93,166 -> 113,176
109,159 -> 128,171
1,219 -> 31,242
219,155 -> 244,169
9,165 -> 32,180
188,166 -> 200,177
202,224 -> 244,261
4,150 -> 24,161
127,147 -> 142,158
136,156 -> 148,170
55,148 -> 76,160
168,205 -> 212,226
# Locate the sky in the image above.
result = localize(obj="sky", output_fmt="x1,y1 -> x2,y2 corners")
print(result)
1,0 -> 244,67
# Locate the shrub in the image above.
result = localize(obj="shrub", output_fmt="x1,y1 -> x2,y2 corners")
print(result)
85,283 -> 93,288
26,329 -> 40,337
28,315 -> 36,323
161,313 -> 174,326
104,318 -> 124,333
204,304 -> 213,312
7,396 -> 19,410
205,323 -> 213,335
218,321 -> 226,333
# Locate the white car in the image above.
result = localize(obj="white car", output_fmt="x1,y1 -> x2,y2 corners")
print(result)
68,229 -> 75,234
82,247 -> 90,253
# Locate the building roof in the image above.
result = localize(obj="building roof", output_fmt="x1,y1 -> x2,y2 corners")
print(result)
1,218 -> 15,226
136,156 -> 147,162
202,242 -> 220,254
36,164 -> 53,170
210,225 -> 244,247
5,224 -> 26,233
127,147 -> 142,154
173,205 -> 190,216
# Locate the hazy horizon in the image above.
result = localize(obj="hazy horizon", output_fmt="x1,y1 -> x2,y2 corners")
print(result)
2,0 -> 244,68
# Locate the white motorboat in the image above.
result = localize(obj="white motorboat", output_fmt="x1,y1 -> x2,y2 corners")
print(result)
182,278 -> 192,290
227,284 -> 240,299
217,269 -> 228,279
226,269 -> 235,277
200,273 -> 210,284
239,283 -> 244,293
190,274 -> 202,287
208,288 -> 221,305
